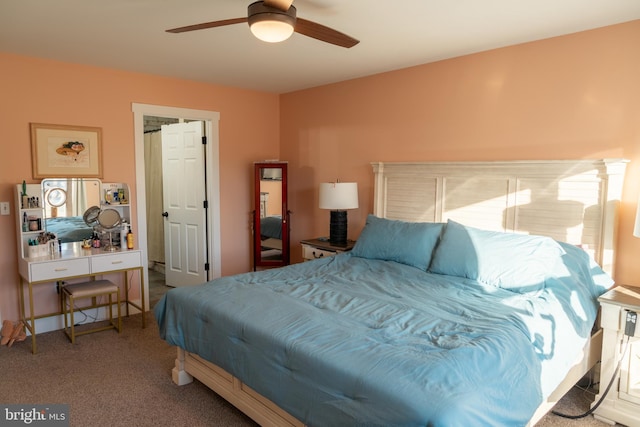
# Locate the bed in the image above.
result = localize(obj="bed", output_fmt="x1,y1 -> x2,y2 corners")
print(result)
155,159 -> 627,426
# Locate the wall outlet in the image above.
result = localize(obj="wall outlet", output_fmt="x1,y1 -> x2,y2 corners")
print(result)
0,202 -> 9,216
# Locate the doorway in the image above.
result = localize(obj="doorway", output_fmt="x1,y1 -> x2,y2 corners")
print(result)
143,116 -> 177,283
132,103 -> 221,310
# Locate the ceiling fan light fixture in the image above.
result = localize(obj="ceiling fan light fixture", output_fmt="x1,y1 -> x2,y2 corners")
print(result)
248,1 -> 296,43
250,20 -> 294,43
167,0 -> 359,49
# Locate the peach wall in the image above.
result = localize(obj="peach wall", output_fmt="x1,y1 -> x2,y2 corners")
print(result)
2,20 -> 640,330
280,21 -> 640,286
0,53 -> 280,322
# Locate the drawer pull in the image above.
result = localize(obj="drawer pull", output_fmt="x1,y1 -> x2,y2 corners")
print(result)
111,261 -> 124,265
312,251 -> 324,259
54,268 -> 68,272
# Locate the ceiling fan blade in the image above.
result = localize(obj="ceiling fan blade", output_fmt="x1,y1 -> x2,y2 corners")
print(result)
263,0 -> 294,12
295,18 -> 359,48
166,17 -> 247,33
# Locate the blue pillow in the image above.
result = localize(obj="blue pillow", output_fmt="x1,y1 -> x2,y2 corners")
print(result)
428,220 -> 565,292
556,241 -> 614,297
351,215 -> 443,270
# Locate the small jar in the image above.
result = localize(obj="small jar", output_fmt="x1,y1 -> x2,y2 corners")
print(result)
28,217 -> 38,231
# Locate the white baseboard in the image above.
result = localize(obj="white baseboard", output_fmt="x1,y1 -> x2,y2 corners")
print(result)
150,262 -> 165,275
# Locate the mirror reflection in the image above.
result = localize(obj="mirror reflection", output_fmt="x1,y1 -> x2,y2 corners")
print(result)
259,169 -> 283,262
42,178 -> 102,243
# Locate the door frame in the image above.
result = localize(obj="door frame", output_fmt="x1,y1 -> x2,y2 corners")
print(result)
132,103 -> 221,309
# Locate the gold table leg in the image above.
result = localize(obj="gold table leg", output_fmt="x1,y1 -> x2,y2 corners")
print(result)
123,267 -> 145,328
19,277 -> 37,354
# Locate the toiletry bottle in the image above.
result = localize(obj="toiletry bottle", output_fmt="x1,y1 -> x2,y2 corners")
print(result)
120,221 -> 128,248
21,180 -> 28,209
126,226 -> 134,249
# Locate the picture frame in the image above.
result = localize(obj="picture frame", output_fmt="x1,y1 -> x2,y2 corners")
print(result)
30,123 -> 103,179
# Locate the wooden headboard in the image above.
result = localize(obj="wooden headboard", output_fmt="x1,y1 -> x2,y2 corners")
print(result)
372,160 -> 628,275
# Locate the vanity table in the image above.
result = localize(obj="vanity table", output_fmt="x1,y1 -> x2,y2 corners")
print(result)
18,242 -> 145,354
15,179 -> 144,354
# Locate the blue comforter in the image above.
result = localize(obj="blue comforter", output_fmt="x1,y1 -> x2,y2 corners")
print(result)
155,245 -> 610,426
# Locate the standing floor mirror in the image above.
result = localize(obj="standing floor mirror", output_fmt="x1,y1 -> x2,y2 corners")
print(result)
253,162 -> 290,270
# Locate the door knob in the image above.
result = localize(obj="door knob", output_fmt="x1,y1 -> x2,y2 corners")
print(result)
162,212 -> 169,218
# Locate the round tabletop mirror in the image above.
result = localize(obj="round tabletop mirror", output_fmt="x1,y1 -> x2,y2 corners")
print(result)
98,209 -> 121,229
46,188 -> 67,218
82,206 -> 101,227
46,188 -> 66,207
97,209 -> 122,252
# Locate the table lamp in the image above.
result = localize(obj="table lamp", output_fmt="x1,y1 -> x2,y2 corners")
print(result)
319,182 -> 358,246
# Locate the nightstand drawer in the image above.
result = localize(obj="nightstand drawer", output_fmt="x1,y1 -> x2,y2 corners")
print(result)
599,286 -> 640,338
91,251 -> 142,273
302,245 -> 336,261
30,258 -> 90,282
600,303 -> 639,337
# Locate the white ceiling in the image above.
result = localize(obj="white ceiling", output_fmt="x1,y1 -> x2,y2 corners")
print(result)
1,1 -> 639,94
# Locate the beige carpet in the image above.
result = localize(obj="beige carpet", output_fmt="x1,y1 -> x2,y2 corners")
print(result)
0,313 -> 619,426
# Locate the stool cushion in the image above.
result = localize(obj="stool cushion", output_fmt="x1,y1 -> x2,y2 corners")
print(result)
63,280 -> 118,298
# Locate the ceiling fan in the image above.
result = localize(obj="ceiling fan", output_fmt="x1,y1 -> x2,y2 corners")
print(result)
166,0 -> 359,48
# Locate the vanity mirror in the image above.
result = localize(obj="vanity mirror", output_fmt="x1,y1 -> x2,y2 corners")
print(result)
253,162 -> 290,269
42,178 -> 102,243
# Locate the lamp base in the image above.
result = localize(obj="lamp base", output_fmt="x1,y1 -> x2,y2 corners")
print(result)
329,210 -> 348,246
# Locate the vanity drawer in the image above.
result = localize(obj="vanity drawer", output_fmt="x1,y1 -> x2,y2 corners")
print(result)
91,251 -> 142,273
29,258 -> 90,282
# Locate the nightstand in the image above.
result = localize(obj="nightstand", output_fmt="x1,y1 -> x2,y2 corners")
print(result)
300,238 -> 356,261
592,285 -> 640,426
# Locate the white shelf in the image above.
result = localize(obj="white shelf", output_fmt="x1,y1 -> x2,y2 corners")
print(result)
15,183 -> 45,259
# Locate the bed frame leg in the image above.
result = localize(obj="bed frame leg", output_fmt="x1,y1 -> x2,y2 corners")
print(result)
172,347 -> 194,386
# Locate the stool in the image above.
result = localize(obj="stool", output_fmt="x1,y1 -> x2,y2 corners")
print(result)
62,279 -> 121,344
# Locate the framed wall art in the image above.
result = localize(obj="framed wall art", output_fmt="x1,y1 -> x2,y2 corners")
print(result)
30,123 -> 103,179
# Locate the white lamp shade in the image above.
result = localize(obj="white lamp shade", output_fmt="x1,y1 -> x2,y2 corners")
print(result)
250,20 -> 294,43
319,182 -> 359,210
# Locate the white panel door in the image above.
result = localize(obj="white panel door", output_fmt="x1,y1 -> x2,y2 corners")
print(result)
161,121 -> 207,287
